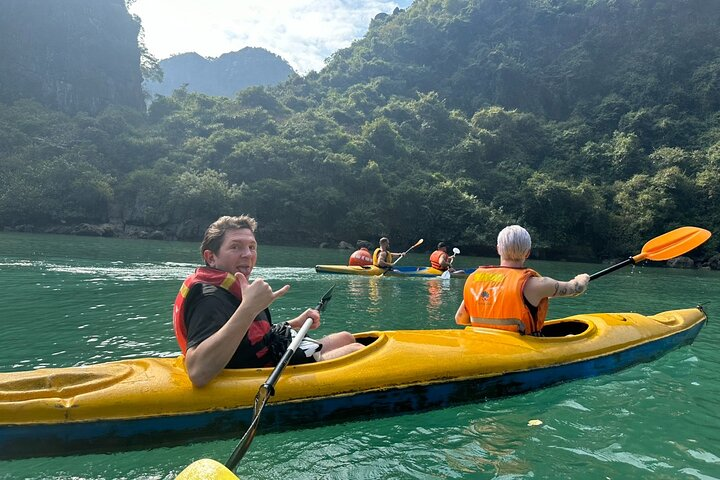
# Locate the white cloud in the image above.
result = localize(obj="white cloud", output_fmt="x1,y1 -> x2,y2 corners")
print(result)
129,0 -> 412,74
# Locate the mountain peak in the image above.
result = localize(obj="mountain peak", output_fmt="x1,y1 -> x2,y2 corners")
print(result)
147,47 -> 295,98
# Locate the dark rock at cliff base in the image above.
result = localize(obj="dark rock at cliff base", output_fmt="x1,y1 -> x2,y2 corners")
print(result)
706,253 -> 720,270
666,256 -> 695,268
73,223 -> 105,237
175,220 -> 205,241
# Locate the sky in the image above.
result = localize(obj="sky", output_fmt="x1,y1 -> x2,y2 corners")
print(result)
129,0 -> 413,75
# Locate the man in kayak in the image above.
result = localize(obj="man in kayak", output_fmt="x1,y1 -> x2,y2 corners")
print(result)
373,237 -> 404,269
173,215 -> 364,387
348,241 -> 373,266
429,242 -> 454,272
455,225 -> 590,336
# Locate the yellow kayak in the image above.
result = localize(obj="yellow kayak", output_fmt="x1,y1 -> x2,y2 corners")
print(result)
0,307 -> 706,459
315,264 -> 469,277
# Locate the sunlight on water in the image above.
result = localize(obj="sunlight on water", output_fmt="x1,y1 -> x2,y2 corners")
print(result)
46,261 -> 196,281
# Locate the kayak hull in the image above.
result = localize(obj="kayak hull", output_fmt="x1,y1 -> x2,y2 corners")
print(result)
315,264 -> 469,278
0,308 -> 706,459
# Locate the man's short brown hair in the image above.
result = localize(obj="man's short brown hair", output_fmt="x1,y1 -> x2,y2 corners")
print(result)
201,215 -> 257,257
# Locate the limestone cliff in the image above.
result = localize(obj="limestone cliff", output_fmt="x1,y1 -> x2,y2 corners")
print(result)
0,0 -> 144,113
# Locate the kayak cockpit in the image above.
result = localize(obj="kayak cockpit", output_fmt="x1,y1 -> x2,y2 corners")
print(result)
355,335 -> 381,346
539,320 -> 590,337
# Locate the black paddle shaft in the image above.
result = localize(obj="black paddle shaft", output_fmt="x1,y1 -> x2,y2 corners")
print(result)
589,257 -> 635,281
225,285 -> 336,471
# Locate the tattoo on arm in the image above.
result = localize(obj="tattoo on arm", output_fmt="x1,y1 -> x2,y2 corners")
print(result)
553,282 -> 560,296
555,280 -> 585,297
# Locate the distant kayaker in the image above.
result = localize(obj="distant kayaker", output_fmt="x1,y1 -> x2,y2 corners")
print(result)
373,237 -> 405,269
455,225 -> 590,336
429,242 -> 454,272
348,241 -> 373,266
173,215 -> 364,387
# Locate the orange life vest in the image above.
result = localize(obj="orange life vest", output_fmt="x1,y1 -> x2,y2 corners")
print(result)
429,249 -> 447,270
461,266 -> 548,335
173,267 -> 248,354
372,248 -> 393,267
349,248 -> 373,266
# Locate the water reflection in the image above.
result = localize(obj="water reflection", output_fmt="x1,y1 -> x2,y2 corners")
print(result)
425,277 -> 458,314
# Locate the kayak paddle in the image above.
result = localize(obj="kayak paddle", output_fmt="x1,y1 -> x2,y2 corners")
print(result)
590,226 -> 711,281
393,238 -> 424,266
382,238 -> 423,275
225,284 -> 336,471
440,247 -> 461,280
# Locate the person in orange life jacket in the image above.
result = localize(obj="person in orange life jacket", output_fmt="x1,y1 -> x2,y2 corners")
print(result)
455,225 -> 590,336
348,241 -> 373,266
174,215 -> 364,387
373,237 -> 404,269
429,242 -> 454,272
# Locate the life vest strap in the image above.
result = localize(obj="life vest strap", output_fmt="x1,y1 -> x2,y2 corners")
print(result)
470,316 -> 526,334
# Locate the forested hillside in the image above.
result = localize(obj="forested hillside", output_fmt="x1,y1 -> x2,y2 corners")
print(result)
145,48 -> 295,98
1,0 -> 718,262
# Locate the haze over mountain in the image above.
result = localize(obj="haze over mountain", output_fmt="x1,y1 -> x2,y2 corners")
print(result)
145,48 -> 295,98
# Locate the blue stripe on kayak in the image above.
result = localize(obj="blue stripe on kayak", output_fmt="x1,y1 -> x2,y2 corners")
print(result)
0,319 -> 704,459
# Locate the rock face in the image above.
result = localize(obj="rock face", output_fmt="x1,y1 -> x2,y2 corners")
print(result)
706,253 -> 720,270
666,256 -> 695,268
0,0 -> 144,114
338,241 -> 354,250
145,48 -> 295,98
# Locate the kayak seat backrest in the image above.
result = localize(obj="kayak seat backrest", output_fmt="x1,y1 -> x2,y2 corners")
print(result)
539,321 -> 589,337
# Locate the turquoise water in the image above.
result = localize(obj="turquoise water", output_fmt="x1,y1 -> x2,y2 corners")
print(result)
0,232 -> 719,479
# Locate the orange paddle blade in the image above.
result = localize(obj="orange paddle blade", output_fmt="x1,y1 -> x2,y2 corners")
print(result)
632,226 -> 712,262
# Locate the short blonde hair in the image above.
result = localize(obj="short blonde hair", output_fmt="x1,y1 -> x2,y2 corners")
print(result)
497,225 -> 531,261
201,215 -> 257,257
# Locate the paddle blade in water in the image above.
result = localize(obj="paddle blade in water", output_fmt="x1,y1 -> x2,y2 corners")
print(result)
634,226 -> 712,262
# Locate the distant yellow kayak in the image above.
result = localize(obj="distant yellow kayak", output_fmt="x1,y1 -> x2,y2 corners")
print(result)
0,307 -> 706,460
315,264 -> 469,277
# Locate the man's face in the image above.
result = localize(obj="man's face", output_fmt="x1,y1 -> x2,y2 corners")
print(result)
206,228 -> 257,278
